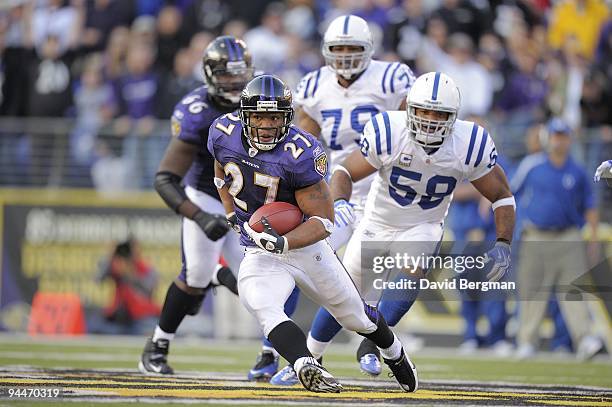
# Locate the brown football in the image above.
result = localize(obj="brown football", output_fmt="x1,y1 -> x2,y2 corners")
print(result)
248,202 -> 304,235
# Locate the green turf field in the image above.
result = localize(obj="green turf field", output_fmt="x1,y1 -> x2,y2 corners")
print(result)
0,334 -> 610,406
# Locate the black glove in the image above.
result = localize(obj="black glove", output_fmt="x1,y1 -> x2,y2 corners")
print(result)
226,212 -> 240,234
193,211 -> 230,241
243,217 -> 288,254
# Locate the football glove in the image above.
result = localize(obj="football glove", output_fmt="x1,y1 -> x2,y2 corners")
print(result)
193,210 -> 230,241
243,217 -> 288,254
334,199 -> 356,227
483,241 -> 511,282
226,212 -> 240,234
593,160 -> 612,182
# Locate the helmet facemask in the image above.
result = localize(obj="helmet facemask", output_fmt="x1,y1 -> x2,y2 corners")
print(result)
322,42 -> 373,80
240,102 -> 294,151
205,60 -> 254,107
407,104 -> 456,147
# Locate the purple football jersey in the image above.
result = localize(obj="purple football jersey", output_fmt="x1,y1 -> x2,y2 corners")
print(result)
208,113 -> 328,246
171,86 -> 236,198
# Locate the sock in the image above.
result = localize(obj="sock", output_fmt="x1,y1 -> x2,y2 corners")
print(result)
152,326 -> 175,342
158,282 -> 203,334
267,320 -> 312,366
359,304 -> 394,349
307,332 -> 330,360
310,307 -> 342,342
261,287 -> 300,350
379,333 -> 403,361
213,265 -> 238,295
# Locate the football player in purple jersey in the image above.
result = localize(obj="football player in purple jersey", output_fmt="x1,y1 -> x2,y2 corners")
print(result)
207,74 -> 418,393
138,36 -> 253,375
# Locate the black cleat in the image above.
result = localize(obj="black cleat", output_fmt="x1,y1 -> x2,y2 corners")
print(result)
210,265 -> 238,295
138,337 -> 174,375
383,349 -> 418,392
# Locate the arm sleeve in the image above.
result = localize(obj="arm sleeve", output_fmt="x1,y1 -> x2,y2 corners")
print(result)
466,127 -> 498,181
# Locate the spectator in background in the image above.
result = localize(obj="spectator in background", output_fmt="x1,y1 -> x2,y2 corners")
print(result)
495,42 -> 547,117
69,53 -> 115,170
181,0 -> 232,39
155,48 -> 200,119
80,0 -> 135,52
244,2 -> 290,75
30,0 -> 80,55
476,33 -> 507,107
386,0 -> 428,66
1,0 -> 31,116
155,5 -> 187,74
420,32 -> 493,118
114,40 -> 160,188
354,0 -> 392,34
114,41 -> 157,132
92,238 -> 160,335
282,0 -> 316,41
187,31 -> 214,82
512,117 -> 604,360
547,0 -> 609,61
431,0 -> 490,45
222,19 -> 249,39
130,15 -> 157,47
101,26 -> 130,81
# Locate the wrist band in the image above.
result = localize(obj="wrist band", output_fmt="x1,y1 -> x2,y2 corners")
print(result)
332,165 -> 353,182
492,196 -> 515,211
309,216 -> 334,234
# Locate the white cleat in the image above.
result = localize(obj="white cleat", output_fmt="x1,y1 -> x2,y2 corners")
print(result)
294,357 -> 343,393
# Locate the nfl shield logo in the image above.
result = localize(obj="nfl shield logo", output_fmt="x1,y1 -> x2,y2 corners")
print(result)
314,153 -> 328,177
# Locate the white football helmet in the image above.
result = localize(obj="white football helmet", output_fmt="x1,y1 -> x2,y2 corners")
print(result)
406,72 -> 461,146
322,15 -> 374,80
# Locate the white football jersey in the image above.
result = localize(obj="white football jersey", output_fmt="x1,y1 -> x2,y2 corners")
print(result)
295,60 -> 415,204
360,112 -> 497,229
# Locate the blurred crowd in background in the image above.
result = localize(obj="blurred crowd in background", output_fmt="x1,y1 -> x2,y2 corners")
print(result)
0,0 -> 609,355
0,0 -> 610,213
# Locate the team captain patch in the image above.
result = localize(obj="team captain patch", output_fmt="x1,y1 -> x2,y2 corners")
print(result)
314,152 -> 328,177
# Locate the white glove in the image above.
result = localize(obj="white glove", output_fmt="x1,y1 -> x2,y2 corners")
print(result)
594,160 -> 612,182
333,199 -> 356,227
243,217 -> 288,254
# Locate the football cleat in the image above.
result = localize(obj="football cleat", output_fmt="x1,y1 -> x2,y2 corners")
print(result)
295,357 -> 342,393
359,353 -> 382,376
209,265 -> 238,295
357,337 -> 382,376
247,350 -> 279,381
269,365 -> 299,386
138,338 -> 174,375
383,349 -> 418,392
